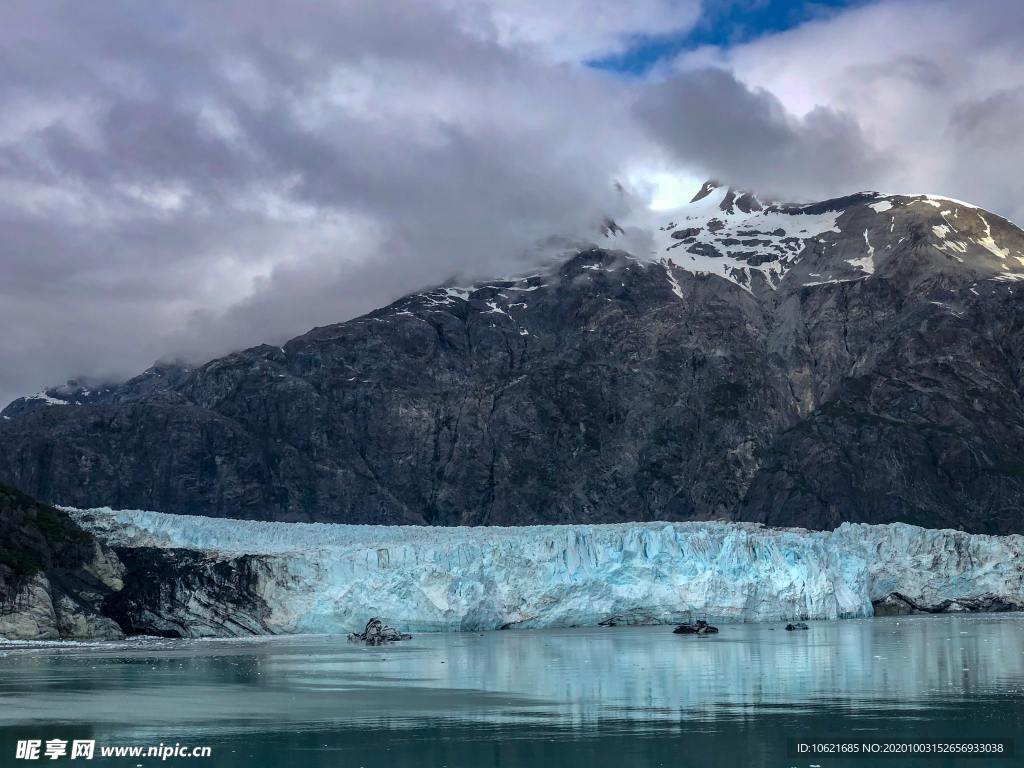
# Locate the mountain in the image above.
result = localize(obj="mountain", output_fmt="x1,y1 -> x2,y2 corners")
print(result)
2,183 -> 1023,533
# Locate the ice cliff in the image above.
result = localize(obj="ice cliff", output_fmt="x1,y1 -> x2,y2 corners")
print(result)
70,508 -> 1024,635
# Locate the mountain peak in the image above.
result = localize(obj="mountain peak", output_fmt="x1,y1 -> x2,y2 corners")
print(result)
689,179 -> 722,203
688,179 -> 763,213
622,184 -> 1024,294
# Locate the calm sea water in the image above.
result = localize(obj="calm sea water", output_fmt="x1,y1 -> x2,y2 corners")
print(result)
2,614 -> 1023,767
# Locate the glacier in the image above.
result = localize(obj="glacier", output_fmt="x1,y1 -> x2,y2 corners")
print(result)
69,508 -> 1024,635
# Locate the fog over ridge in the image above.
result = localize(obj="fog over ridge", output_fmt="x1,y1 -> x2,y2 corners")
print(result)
2,0 -> 1022,406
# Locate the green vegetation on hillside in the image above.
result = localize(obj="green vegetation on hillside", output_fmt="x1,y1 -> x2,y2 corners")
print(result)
0,483 -> 92,584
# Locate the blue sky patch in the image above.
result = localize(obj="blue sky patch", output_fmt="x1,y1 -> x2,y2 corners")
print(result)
589,0 -> 870,75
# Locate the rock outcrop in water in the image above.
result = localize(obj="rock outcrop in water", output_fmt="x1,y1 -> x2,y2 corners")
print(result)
2,186 -> 1024,534
348,617 -> 412,644
673,619 -> 718,635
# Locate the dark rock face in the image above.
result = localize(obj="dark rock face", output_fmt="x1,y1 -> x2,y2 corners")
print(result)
104,547 -> 277,638
1,188 -> 1023,533
872,591 -> 1024,617
0,483 -> 124,639
0,482 -> 276,640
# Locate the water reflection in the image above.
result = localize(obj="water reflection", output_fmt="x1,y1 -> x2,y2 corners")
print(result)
2,614 -> 1023,766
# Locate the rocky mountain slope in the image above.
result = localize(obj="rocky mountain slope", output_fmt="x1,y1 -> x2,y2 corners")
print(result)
0,482 -> 124,639
0,483 -> 282,640
2,183 -> 1023,533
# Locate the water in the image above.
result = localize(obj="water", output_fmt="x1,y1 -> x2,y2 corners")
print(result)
2,614 -> 1023,767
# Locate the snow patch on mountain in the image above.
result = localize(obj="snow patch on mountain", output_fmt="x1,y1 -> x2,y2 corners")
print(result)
368,183 -> 1024,309
846,229 -> 876,275
24,391 -> 70,406
68,508 -> 1024,634
625,185 -> 846,291
907,194 -> 982,210
975,213 -> 1011,260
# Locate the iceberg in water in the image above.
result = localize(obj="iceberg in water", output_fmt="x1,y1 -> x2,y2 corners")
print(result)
70,508 -> 1024,634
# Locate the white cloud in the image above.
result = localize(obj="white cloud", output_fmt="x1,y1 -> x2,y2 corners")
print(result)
679,0 -> 1024,220
633,67 -> 889,202
0,0 -> 652,406
2,0 -> 1023,410
447,0 -> 702,61
628,169 -> 706,210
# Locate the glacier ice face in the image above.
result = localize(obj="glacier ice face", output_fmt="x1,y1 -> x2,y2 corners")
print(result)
69,508 -> 1024,635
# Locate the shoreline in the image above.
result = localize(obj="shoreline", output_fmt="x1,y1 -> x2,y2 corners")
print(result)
5,611 -> 1024,649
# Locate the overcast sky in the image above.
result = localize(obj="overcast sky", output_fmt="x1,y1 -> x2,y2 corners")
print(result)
2,0 -> 1023,407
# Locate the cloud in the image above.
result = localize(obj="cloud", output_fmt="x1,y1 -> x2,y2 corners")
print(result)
950,88 -> 1024,151
449,0 -> 703,61
633,67 -> 890,201
0,0 -> 652,406
684,0 -> 1024,219
2,0 -> 1024,409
